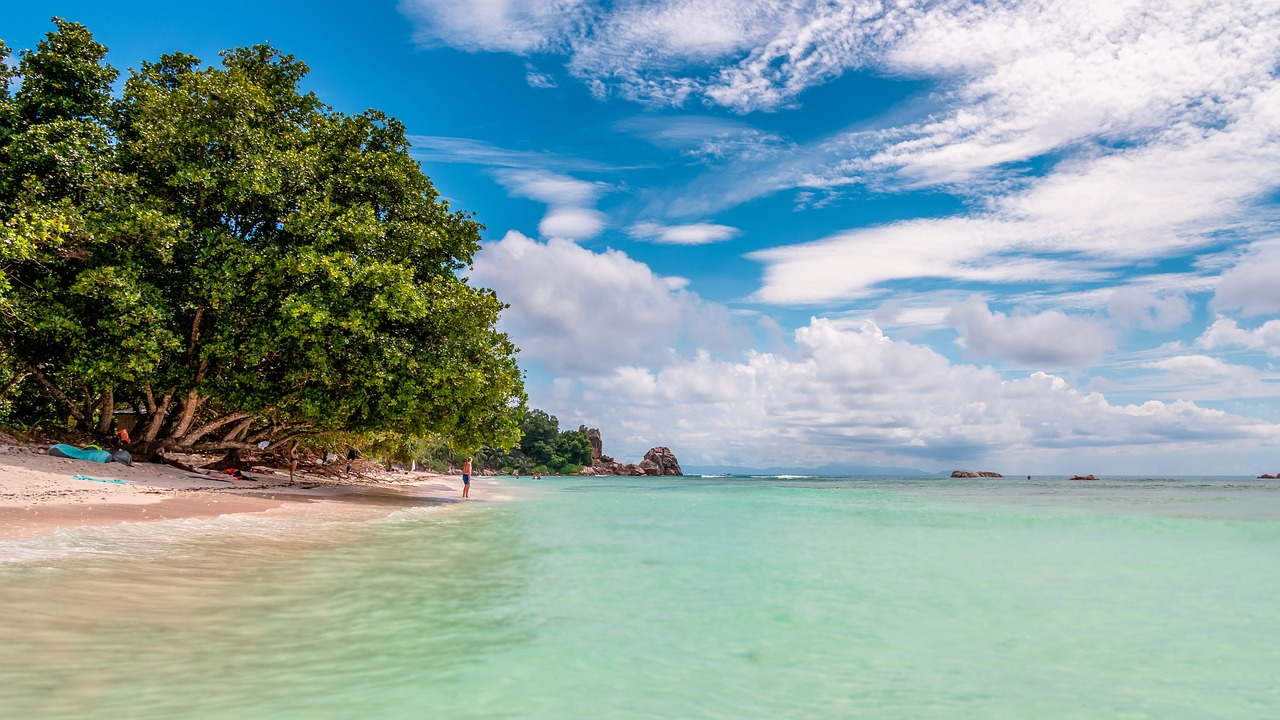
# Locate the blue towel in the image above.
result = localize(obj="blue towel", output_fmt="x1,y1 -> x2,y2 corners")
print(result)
72,474 -> 132,485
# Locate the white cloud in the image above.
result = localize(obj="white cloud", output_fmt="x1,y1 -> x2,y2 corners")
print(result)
1142,355 -> 1280,401
1199,317 -> 1280,356
629,221 -> 741,245
567,318 -> 1280,470
1107,288 -> 1193,332
1213,243 -> 1280,317
616,115 -> 790,162
525,63 -> 558,89
408,135 -> 619,172
399,0 -> 589,53
947,298 -> 1115,367
494,169 -> 609,241
471,231 -> 744,374
748,107 -> 1280,304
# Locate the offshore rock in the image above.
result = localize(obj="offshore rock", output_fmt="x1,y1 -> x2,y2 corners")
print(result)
950,470 -> 1003,478
642,447 -> 683,476
576,428 -> 683,476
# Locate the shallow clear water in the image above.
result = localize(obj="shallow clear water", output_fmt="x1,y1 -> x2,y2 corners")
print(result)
2,475 -> 1279,719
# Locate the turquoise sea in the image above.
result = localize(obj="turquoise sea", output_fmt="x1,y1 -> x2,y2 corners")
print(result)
2,474 -> 1279,719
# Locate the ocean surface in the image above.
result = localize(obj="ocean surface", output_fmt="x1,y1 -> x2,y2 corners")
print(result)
2,474 -> 1278,719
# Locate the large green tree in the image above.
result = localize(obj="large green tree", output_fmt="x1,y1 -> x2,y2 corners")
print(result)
0,20 -> 524,452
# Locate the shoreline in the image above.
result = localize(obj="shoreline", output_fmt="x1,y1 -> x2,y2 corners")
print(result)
0,447 -> 479,543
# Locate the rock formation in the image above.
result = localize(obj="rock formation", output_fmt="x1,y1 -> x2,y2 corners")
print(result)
1070,474 -> 1098,481
576,431 -> 682,476
639,447 -> 682,476
579,425 -> 603,464
950,470 -> 1003,478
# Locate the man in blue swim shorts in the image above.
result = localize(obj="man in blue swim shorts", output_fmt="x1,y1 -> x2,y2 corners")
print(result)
462,456 -> 472,498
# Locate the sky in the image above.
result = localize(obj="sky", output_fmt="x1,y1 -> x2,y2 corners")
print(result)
7,1 -> 1280,474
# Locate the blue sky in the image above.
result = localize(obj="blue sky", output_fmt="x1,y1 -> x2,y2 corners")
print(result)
8,1 -> 1280,474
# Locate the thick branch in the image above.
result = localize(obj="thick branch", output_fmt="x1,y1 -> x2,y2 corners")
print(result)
0,370 -> 28,399
21,361 -> 86,424
187,307 -> 204,364
223,416 -> 254,442
182,412 -> 253,446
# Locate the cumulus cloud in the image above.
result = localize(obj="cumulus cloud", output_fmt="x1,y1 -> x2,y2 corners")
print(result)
628,221 -> 741,245
947,298 -> 1115,367
570,318 -> 1280,469
1199,317 -> 1280,356
471,231 -> 744,374
494,169 -> 609,241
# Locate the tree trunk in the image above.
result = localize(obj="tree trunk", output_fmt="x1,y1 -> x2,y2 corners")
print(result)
141,390 -> 174,442
168,359 -> 210,444
96,388 -> 114,435
169,388 -> 203,442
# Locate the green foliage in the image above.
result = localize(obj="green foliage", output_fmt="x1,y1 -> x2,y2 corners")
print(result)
0,19 -> 525,452
554,430 -> 594,468
475,408 -> 595,475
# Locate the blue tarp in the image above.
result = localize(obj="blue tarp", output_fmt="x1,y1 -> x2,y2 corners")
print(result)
48,444 -> 112,463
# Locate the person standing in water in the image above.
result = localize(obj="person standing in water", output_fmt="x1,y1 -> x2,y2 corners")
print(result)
462,456 -> 472,498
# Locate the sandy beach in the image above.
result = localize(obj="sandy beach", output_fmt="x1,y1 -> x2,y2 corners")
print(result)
0,445 -> 473,542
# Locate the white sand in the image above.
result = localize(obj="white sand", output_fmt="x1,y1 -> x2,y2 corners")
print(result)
0,446 -> 477,541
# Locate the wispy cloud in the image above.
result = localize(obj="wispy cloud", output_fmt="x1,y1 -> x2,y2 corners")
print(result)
399,0 -> 589,53
408,135 -> 621,172
615,115 -> 791,162
628,221 -> 741,245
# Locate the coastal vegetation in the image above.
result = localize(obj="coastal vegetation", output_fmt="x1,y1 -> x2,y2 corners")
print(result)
0,20 -> 525,457
475,409 -> 595,476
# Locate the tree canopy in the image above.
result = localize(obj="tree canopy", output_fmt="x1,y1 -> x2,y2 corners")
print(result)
0,19 -> 525,453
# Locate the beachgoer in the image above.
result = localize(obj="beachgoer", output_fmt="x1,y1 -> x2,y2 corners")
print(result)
289,441 -> 299,482
462,456 -> 472,498
346,448 -> 357,474
116,427 -> 131,445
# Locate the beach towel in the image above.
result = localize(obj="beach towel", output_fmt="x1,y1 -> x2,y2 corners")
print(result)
48,444 -> 112,463
72,474 -> 132,485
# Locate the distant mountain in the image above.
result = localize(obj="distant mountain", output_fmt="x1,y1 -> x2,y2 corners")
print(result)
681,462 -> 937,477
